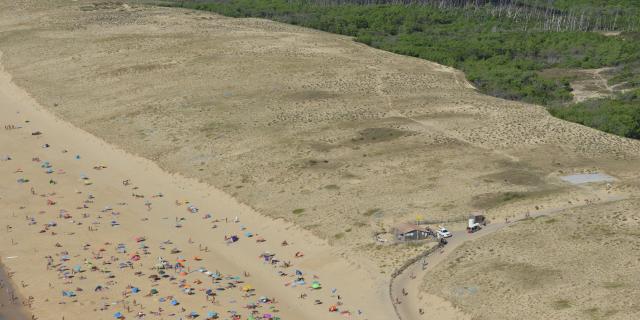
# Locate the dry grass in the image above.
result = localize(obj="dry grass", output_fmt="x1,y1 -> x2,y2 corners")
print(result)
424,199 -> 640,320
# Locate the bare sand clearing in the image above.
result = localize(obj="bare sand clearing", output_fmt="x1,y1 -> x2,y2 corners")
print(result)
0,57 -> 395,319
3,1 -> 640,320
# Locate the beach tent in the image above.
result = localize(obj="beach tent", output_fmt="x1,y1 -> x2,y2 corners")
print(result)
62,290 -> 76,297
206,311 -> 218,319
242,285 -> 253,292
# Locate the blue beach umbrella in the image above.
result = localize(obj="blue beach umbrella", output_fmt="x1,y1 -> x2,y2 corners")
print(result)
206,311 -> 218,319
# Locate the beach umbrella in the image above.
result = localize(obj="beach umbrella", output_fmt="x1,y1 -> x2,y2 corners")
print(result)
206,311 -> 218,319
263,314 -> 273,319
73,265 -> 81,272
170,299 -> 179,306
311,281 -> 321,289
113,311 -> 123,319
150,288 -> 159,295
132,287 -> 140,294
62,290 -> 76,297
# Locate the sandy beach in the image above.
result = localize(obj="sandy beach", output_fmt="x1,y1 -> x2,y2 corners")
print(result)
0,55 -> 396,319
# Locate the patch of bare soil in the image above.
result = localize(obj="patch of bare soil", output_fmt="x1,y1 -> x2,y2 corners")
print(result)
539,67 -> 632,103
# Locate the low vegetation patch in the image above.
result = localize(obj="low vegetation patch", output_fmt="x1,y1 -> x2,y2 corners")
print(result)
550,89 -> 640,139
471,191 -> 528,209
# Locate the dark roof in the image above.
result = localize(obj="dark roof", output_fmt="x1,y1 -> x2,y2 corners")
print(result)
395,223 -> 425,234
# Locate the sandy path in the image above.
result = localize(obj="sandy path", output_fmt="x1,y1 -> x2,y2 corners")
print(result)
0,53 -> 396,320
390,194 -> 627,320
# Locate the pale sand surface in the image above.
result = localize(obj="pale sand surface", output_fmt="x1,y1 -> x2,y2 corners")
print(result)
0,58 -> 395,319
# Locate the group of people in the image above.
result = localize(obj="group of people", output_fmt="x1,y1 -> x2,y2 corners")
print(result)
2,123 -> 361,320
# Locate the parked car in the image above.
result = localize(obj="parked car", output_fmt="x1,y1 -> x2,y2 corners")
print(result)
437,226 -> 452,238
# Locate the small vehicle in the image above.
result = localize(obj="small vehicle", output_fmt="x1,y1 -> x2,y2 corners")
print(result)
437,226 -> 452,238
467,213 -> 487,233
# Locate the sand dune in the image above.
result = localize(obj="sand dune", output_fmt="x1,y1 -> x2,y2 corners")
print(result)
3,1 -> 640,319
2,1 -> 640,275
